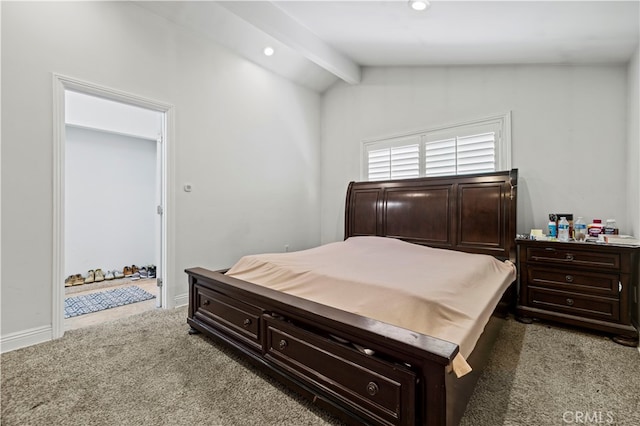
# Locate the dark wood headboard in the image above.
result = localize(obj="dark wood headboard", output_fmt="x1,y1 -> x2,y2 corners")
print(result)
344,169 -> 518,261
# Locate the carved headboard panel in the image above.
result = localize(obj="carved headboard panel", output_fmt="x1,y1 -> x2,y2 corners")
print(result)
344,169 -> 518,261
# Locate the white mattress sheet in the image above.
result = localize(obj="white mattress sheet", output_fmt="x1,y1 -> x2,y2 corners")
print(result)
226,236 -> 516,377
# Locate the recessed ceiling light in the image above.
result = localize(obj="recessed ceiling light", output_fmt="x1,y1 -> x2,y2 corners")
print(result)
409,0 -> 430,11
263,46 -> 275,57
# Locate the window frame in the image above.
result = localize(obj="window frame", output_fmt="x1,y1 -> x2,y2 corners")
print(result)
361,112 -> 512,181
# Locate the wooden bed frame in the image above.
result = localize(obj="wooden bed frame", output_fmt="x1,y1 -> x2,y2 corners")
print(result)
186,169 -> 518,426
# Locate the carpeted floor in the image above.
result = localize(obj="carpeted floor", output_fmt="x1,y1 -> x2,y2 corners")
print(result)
2,307 -> 639,425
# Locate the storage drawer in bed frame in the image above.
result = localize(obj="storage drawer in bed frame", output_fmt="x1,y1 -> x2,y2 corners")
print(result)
192,281 -> 419,425
264,313 -> 417,426
193,284 -> 264,352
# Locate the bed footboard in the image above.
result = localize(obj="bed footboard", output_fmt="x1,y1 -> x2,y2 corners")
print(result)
186,267 -> 464,426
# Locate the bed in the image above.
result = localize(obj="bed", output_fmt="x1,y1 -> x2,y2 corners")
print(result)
186,169 -> 518,426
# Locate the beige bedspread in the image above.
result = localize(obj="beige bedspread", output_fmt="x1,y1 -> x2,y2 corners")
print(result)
226,236 -> 516,377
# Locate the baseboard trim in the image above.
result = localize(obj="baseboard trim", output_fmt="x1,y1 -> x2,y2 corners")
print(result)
1,325 -> 53,354
174,292 -> 188,308
2,294 -> 189,353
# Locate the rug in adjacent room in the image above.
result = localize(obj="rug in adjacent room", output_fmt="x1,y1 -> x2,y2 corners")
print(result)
64,286 -> 156,318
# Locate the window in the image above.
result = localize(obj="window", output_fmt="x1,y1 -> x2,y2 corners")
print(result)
367,136 -> 420,181
362,113 -> 511,181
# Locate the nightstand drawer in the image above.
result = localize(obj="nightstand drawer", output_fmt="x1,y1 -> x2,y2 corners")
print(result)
527,267 -> 619,297
527,247 -> 620,270
528,287 -> 619,322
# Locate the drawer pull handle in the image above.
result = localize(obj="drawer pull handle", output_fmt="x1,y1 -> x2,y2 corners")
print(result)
243,318 -> 252,327
565,275 -> 574,283
366,381 -> 379,396
566,298 -> 574,306
565,254 -> 574,261
203,300 -> 210,306
278,339 -> 288,350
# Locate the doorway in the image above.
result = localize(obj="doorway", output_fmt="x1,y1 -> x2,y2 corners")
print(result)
52,75 -> 174,337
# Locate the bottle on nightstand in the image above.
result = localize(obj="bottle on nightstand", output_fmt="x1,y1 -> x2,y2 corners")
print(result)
588,219 -> 604,237
548,214 -> 557,238
558,217 -> 570,242
574,217 -> 587,241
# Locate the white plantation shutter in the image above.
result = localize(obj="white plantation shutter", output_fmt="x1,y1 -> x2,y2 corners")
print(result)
425,138 -> 456,177
366,136 -> 420,181
457,132 -> 495,174
390,144 -> 419,179
363,114 -> 510,181
367,148 -> 391,181
425,132 -> 496,176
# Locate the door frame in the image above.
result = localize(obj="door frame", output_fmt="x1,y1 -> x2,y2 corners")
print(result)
52,74 -> 175,338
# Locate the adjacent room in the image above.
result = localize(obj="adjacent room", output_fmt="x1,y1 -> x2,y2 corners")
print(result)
1,1 -> 639,425
63,90 -> 163,329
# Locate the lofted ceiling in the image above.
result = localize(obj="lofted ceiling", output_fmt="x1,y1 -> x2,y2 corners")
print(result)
136,1 -> 640,92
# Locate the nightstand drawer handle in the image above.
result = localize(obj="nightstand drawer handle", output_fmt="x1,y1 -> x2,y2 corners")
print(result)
565,254 -> 574,261
203,299 -> 210,306
243,318 -> 252,327
279,339 -> 288,350
566,298 -> 574,306
565,275 -> 574,283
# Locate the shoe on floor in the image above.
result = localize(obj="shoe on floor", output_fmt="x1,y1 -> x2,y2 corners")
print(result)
72,274 -> 85,285
139,267 -> 148,279
114,269 -> 125,279
65,275 -> 75,287
123,266 -> 132,277
148,265 -> 156,278
131,265 -> 139,275
84,270 -> 95,284
94,269 -> 105,282
130,272 -> 140,281
105,270 -> 115,280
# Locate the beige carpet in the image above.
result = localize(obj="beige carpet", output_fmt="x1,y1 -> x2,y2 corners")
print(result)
2,307 -> 639,425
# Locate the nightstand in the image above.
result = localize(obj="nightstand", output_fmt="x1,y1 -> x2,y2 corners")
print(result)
516,239 -> 639,346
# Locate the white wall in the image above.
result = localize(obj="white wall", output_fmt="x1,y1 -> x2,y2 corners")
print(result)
626,46 -> 640,327
627,46 -> 639,238
320,65 -> 629,243
1,2 -> 320,341
65,127 -> 156,278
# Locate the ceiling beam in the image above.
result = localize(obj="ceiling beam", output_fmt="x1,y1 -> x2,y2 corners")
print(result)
220,1 -> 361,85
